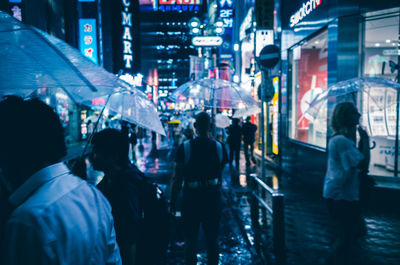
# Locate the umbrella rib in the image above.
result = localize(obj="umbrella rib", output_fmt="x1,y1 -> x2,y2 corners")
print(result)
31,27 -> 98,92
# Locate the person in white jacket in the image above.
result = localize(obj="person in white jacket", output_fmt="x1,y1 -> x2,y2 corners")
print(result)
323,102 -> 370,265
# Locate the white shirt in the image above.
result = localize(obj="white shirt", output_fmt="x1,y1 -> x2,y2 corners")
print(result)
2,163 -> 122,265
323,135 -> 363,201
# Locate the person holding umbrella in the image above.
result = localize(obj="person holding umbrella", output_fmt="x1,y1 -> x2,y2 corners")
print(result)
323,102 -> 370,264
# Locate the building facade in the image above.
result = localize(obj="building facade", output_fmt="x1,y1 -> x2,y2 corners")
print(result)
277,0 -> 400,189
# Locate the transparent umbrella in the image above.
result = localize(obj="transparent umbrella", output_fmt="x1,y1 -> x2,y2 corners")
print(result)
98,85 -> 166,136
172,78 -> 258,110
0,11 -> 124,101
304,77 -> 400,119
215,113 -> 231,128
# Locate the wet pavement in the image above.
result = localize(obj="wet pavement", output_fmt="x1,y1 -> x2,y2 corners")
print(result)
230,154 -> 400,265
132,139 -> 400,265
134,139 -> 264,265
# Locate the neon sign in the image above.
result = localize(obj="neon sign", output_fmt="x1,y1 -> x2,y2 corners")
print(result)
159,0 -> 201,4
290,0 -> 321,27
121,0 -> 133,69
78,19 -> 98,64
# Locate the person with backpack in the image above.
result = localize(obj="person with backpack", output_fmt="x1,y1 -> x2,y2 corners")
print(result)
90,129 -> 168,265
170,112 -> 228,265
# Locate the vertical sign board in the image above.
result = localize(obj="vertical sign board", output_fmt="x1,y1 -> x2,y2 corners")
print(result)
112,0 -> 140,74
218,0 -> 234,59
272,76 -> 279,155
78,19 -> 99,64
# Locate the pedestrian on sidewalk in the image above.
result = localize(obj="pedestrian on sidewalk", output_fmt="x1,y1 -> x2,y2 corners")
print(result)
0,96 -> 121,265
91,129 -> 168,265
226,118 -> 242,172
242,116 -> 258,166
323,102 -> 370,265
170,112 -> 228,265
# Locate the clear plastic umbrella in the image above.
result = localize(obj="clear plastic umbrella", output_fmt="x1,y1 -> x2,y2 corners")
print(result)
99,86 -> 166,136
0,11 -> 165,136
0,11 -> 124,101
215,113 -> 231,128
305,77 -> 400,119
233,105 -> 261,118
172,78 -> 258,110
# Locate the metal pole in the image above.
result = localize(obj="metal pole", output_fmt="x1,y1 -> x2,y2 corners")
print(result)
273,193 -> 285,264
260,70 -> 267,180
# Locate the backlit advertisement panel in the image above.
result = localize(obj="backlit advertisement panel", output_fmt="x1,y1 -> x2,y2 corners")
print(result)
78,19 -> 98,64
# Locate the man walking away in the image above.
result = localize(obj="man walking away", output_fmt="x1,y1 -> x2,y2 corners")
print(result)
242,116 -> 258,166
226,118 -> 242,171
0,96 -> 121,265
170,112 -> 227,265
91,129 -> 168,265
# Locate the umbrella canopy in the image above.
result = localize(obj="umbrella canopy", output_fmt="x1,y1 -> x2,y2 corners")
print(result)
215,113 -> 231,128
97,87 -> 166,136
0,12 -> 165,136
172,78 -> 258,110
305,77 -> 400,119
0,11 -> 124,101
233,105 -> 261,118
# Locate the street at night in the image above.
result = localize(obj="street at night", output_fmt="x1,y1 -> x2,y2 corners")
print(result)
1,1 -> 400,265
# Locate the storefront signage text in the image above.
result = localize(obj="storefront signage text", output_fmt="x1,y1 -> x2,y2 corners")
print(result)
78,18 -> 98,64
192,36 -> 223,46
290,0 -> 321,27
122,0 -> 133,69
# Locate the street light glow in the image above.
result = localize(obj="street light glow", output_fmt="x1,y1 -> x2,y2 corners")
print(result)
215,20 -> 224,27
215,27 -> 223,34
190,21 -> 199,28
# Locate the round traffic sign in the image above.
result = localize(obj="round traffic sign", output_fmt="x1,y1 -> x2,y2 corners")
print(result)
259,45 -> 280,69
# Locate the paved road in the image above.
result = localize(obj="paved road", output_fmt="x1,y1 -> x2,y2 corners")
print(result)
135,140 -> 263,265
136,140 -> 400,265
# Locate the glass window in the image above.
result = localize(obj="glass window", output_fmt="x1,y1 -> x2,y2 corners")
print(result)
362,8 -> 400,177
288,30 -> 328,148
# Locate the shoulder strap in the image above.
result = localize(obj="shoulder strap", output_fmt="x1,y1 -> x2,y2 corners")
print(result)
216,141 -> 223,163
183,140 -> 191,166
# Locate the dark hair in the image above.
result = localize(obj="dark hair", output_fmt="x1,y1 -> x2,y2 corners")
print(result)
331,102 -> 359,135
0,96 -> 66,166
195,112 -> 211,133
91,129 -> 129,165
232,118 -> 240,125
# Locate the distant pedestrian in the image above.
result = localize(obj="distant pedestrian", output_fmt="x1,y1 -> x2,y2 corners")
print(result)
323,102 -> 370,265
170,112 -> 228,265
242,116 -> 258,166
91,129 -> 168,265
226,118 -> 242,174
0,96 -> 121,265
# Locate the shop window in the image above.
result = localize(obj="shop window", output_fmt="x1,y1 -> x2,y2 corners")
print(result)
288,29 -> 328,148
362,8 -> 400,177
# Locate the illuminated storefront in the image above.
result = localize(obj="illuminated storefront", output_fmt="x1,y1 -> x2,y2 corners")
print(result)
279,0 -> 400,184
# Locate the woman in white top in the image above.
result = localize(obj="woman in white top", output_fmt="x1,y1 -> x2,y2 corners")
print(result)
323,102 -> 370,264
